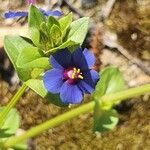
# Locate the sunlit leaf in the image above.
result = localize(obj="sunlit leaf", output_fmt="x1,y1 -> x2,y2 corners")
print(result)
93,66 -> 126,101
28,5 -> 46,29
67,17 -> 89,46
93,67 -> 126,132
0,107 -> 20,135
4,36 -> 33,81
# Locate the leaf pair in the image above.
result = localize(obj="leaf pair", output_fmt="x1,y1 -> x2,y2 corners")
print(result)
93,67 -> 126,132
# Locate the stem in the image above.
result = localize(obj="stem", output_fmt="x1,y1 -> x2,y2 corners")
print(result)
3,84 -> 150,148
0,83 -> 27,128
4,102 -> 94,148
101,84 -> 150,109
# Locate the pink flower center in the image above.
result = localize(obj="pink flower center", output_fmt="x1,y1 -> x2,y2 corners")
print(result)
63,67 -> 83,84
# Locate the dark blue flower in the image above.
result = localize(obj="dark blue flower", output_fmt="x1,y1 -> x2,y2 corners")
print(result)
43,48 -> 100,104
4,9 -> 62,19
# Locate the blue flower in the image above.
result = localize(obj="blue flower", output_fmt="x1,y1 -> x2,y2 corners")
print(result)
43,48 -> 100,104
4,9 -> 62,19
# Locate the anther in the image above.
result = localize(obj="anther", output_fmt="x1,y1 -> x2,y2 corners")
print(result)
78,75 -> 83,79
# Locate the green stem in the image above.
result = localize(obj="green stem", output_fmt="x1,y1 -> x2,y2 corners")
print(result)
0,83 -> 27,128
101,84 -> 150,109
3,84 -> 150,148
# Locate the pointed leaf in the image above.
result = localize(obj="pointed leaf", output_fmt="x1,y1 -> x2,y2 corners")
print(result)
50,25 -> 62,40
28,5 -> 46,47
18,57 -> 50,70
16,47 -> 42,68
4,36 -> 33,81
29,27 -> 40,46
67,17 -> 89,45
47,16 -> 60,28
28,5 -> 46,29
45,40 -> 77,53
59,12 -> 72,31
59,12 -> 72,39
47,16 -> 60,31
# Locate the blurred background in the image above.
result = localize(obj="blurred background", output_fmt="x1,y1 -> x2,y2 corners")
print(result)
0,0 -> 150,149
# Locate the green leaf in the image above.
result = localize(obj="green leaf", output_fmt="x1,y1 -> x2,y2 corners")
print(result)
93,66 -> 126,101
4,36 -> 33,81
0,107 -> 20,135
45,40 -> 77,54
31,68 -> 44,79
50,25 -> 62,40
93,67 -> 125,132
16,47 -> 49,70
0,129 -> 13,138
19,57 -> 50,70
47,16 -> 60,31
59,13 -> 72,38
40,22 -> 48,34
0,108 -> 27,150
29,27 -> 40,46
93,102 -> 119,132
26,79 -> 68,107
50,25 -> 62,46
59,13 -> 72,31
16,47 -> 41,67
28,5 -> 46,29
67,17 -> 89,46
28,5 -> 46,48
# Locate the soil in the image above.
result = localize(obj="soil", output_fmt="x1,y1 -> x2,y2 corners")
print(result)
0,0 -> 150,150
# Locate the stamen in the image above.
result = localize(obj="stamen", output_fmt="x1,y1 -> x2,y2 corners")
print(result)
71,73 -> 75,79
67,67 -> 84,80
73,68 -> 76,72
78,75 -> 83,79
77,69 -> 80,73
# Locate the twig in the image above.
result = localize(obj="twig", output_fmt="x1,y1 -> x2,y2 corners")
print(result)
101,0 -> 116,20
63,0 -> 85,17
103,31 -> 150,75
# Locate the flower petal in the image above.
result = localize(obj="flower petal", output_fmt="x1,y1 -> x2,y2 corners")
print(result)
72,48 -> 89,71
4,11 -> 28,19
43,69 -> 64,94
83,48 -> 95,68
45,10 -> 62,16
50,55 -> 64,69
90,70 -> 100,83
78,81 -> 94,94
50,49 -> 72,69
60,82 -> 83,104
39,9 -> 62,17
78,70 -> 99,94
